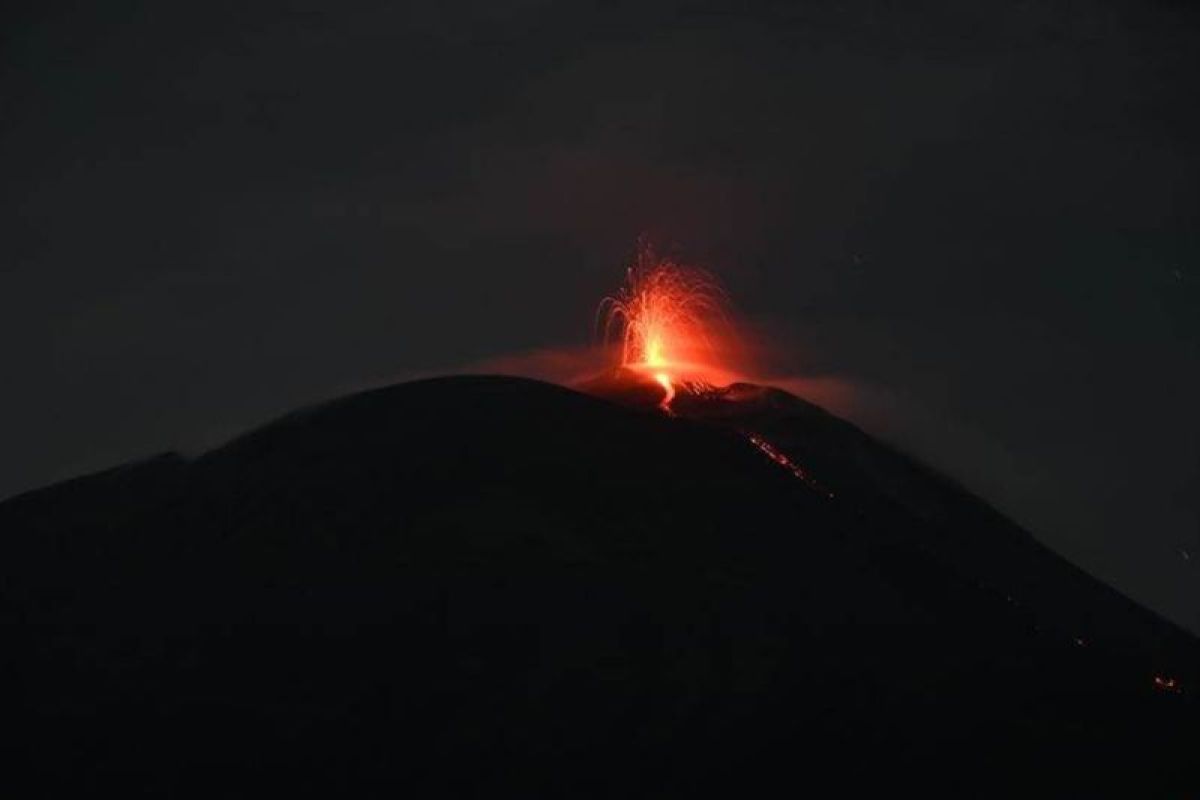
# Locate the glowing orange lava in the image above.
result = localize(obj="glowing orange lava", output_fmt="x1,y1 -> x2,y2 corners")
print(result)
598,246 -> 731,409
747,433 -> 836,499
594,244 -> 835,501
1153,674 -> 1182,694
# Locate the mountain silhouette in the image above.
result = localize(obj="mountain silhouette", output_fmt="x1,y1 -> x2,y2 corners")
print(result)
2,375 -> 1195,796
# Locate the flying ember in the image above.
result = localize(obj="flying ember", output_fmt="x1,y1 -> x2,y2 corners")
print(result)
598,246 -> 732,409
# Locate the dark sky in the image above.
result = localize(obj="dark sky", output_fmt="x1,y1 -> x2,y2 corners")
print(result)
2,1 -> 1198,631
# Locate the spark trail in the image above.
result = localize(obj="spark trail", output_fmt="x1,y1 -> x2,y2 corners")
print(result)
597,246 -> 729,410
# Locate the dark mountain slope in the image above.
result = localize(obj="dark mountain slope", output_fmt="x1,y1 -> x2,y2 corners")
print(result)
1,375 -> 1195,796
671,381 -> 1198,666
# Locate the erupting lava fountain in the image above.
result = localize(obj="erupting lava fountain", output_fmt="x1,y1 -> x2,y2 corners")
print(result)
596,246 -> 740,410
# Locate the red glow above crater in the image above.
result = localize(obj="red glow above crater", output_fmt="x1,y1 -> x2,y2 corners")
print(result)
597,245 -> 738,408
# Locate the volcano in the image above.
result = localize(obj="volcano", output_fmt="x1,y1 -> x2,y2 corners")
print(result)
2,375 -> 1196,795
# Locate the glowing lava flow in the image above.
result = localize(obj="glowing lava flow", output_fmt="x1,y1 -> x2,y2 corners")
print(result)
595,245 -> 835,499
653,372 -> 675,407
746,433 -> 835,499
598,247 -> 728,410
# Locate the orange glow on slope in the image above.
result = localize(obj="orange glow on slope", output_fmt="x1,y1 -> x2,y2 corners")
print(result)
598,246 -> 732,409
593,243 -> 834,500
746,433 -> 835,499
654,371 -> 675,407
1153,675 -> 1182,694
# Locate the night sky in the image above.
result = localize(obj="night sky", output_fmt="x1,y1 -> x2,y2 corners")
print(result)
2,1 -> 1197,631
